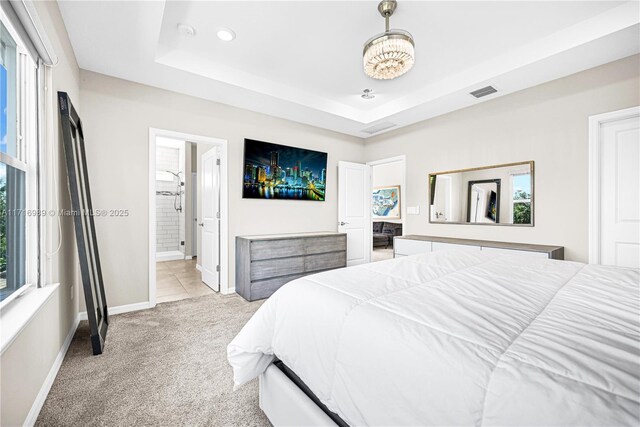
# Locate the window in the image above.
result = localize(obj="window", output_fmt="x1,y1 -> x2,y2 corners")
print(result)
0,17 -> 37,303
511,173 -> 532,225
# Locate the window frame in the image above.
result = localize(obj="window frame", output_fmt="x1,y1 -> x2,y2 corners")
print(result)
0,10 -> 40,308
509,172 -> 533,226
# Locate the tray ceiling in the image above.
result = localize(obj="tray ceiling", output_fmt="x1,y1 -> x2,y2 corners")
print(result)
59,1 -> 640,138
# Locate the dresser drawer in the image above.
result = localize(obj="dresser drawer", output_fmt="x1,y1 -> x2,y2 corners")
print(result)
250,274 -> 305,299
481,246 -> 549,259
305,252 -> 346,272
395,239 -> 431,256
305,235 -> 347,255
250,239 -> 304,261
251,257 -> 304,281
432,242 -> 480,252
237,233 -> 348,301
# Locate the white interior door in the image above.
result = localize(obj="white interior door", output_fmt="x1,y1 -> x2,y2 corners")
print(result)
600,113 -> 640,268
200,148 -> 220,291
338,161 -> 371,266
432,176 -> 452,221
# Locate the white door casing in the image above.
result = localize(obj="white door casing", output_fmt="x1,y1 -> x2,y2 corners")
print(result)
149,128 -> 229,308
338,161 -> 371,266
590,107 -> 640,268
192,172 -> 198,256
201,147 -> 220,290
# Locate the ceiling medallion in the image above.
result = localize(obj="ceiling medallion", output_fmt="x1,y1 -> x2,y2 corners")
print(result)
363,0 -> 415,80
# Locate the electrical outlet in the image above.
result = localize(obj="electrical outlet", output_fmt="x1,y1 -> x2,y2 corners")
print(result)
70,284 -> 74,300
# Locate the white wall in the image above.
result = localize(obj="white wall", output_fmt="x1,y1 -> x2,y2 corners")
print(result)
365,55 -> 640,262
79,71 -> 365,306
1,1 -> 80,425
372,161 -> 404,224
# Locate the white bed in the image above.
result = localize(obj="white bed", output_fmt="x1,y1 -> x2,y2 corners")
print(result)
228,251 -> 640,426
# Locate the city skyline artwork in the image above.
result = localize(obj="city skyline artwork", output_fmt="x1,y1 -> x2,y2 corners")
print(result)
243,139 -> 328,201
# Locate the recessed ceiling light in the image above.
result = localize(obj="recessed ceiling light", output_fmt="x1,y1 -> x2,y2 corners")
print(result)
217,28 -> 236,42
361,89 -> 375,99
177,23 -> 196,37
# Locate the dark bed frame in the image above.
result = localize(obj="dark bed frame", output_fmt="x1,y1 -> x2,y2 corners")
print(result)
273,359 -> 349,426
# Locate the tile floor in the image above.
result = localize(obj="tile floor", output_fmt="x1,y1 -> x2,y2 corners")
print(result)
156,258 -> 215,304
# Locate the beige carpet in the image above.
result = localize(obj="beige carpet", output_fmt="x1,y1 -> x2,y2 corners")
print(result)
36,293 -> 269,427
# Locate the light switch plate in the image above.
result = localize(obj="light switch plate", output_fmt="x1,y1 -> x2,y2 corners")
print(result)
407,206 -> 420,215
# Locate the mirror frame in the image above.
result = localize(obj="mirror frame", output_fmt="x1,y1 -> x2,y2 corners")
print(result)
58,92 -> 109,355
428,160 -> 535,227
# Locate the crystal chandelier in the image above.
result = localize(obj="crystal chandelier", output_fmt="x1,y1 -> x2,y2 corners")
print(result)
363,0 -> 415,80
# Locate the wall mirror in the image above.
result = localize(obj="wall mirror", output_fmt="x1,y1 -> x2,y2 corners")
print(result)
429,161 -> 534,226
58,92 -> 109,355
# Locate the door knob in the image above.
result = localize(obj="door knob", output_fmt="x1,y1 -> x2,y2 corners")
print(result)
198,223 -> 204,227
339,221 -> 349,226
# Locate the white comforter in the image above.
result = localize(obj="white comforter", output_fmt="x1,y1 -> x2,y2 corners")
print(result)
228,251 -> 640,426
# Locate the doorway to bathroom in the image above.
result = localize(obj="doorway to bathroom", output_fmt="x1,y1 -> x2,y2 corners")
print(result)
148,129 -> 229,306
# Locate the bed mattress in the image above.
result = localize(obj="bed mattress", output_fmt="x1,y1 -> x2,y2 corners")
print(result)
228,251 -> 640,426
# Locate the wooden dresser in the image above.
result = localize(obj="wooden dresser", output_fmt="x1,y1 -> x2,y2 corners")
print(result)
394,235 -> 564,260
236,232 -> 347,301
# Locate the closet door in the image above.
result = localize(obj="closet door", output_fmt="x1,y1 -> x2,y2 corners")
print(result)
599,112 -> 640,268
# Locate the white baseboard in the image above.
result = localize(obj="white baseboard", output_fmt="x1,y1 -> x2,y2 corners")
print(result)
23,314 -> 80,427
78,301 -> 151,321
195,264 -> 202,272
156,251 -> 185,262
185,256 -> 193,260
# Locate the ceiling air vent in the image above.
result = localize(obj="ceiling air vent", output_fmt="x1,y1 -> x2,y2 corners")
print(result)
361,121 -> 397,135
470,85 -> 497,98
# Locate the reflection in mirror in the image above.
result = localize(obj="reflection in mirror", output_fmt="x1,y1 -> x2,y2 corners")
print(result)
429,161 -> 533,226
467,179 -> 501,223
